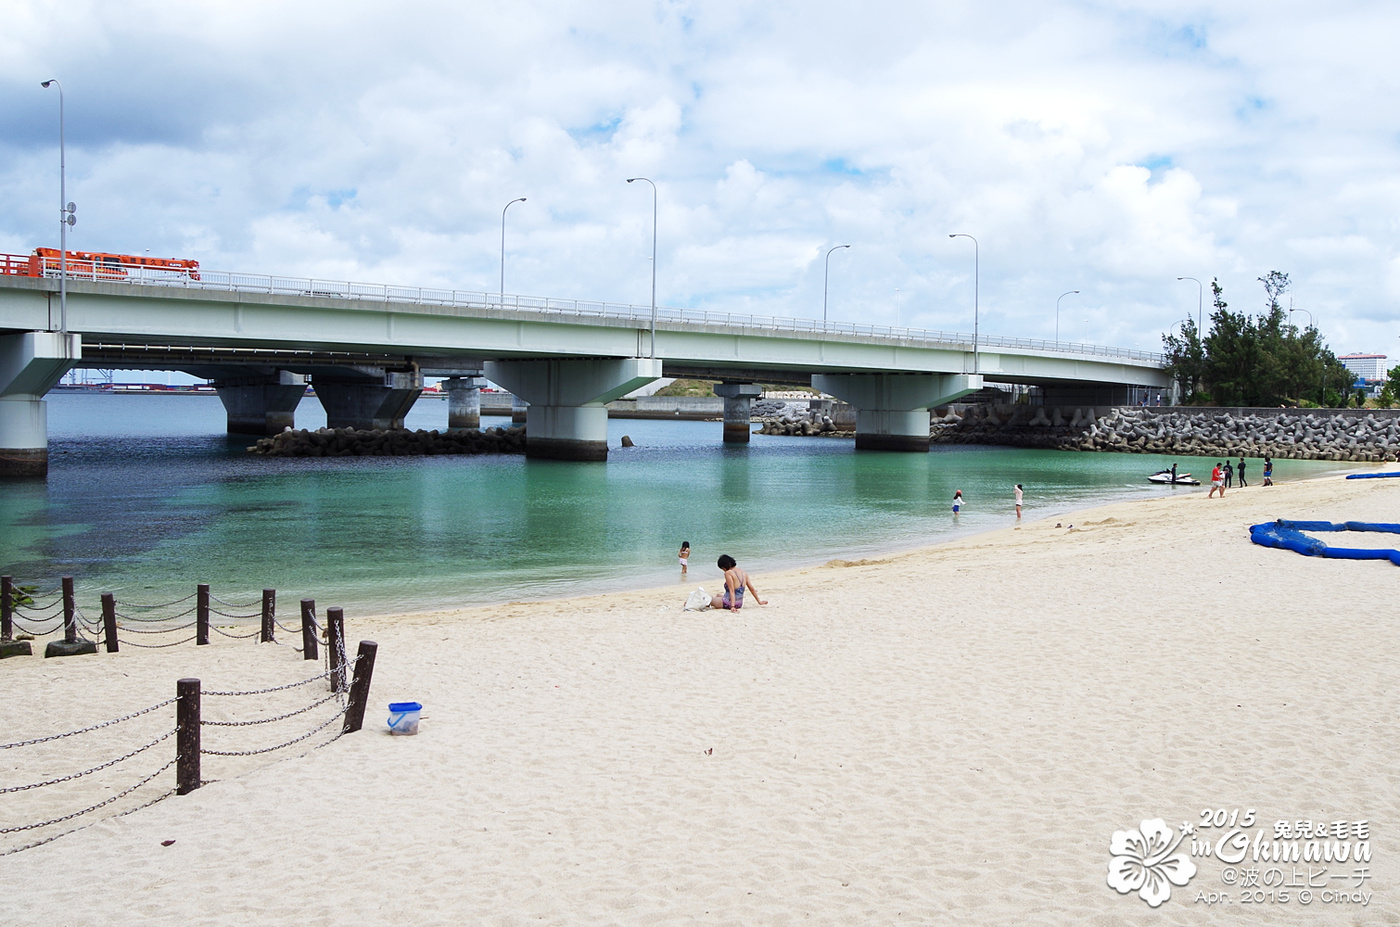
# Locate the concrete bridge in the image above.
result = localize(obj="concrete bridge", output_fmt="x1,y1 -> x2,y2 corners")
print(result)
0,262 -> 1169,476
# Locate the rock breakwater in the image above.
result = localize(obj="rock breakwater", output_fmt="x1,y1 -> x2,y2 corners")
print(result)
247,426 -> 526,457
755,402 -> 850,437
932,406 -> 1399,461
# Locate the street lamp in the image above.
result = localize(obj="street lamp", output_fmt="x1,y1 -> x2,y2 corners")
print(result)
894,287 -> 901,329
1055,290 -> 1079,343
626,177 -> 657,357
1177,276 -> 1202,332
948,233 -> 978,372
822,244 -> 850,325
500,197 -> 526,305
1290,306 -> 1323,405
41,79 -> 75,334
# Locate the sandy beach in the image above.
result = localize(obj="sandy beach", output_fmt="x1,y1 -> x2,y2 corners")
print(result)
4,473 -> 1399,926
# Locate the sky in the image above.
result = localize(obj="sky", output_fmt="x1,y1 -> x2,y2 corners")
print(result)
2,0 -> 1398,360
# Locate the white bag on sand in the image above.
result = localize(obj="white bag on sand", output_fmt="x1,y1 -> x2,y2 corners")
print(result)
684,588 -> 710,611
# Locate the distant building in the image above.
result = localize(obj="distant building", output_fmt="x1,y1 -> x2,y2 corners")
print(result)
1339,353 -> 1388,396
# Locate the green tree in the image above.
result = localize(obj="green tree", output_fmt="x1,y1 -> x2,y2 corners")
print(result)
1161,316 -> 1205,399
1162,272 -> 1352,407
1377,364 -> 1400,407
1202,278 -> 1259,405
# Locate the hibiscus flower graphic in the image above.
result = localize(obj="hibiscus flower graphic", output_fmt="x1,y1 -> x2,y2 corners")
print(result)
1107,818 -> 1197,907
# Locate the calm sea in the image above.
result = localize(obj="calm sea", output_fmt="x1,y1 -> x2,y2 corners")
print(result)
0,392 -> 1346,617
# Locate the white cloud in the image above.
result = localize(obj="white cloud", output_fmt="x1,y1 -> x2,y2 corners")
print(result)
1,0 -> 1397,358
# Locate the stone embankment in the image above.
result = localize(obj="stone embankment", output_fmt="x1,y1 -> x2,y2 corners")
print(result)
754,401 -> 851,437
247,426 -> 526,457
932,406 -> 1400,462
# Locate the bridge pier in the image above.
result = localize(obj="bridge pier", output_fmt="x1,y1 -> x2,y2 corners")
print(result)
714,382 -> 762,443
0,332 -> 81,478
212,370 -> 307,435
314,369 -> 424,431
485,357 -> 662,460
812,373 -> 982,451
442,376 -> 488,431
511,394 -> 528,424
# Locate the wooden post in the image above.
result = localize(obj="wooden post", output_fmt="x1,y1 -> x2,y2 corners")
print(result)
260,589 -> 275,643
176,678 -> 201,795
342,641 -> 378,734
196,584 -> 210,646
300,598 -> 318,661
62,576 -> 76,643
326,607 -> 346,693
1,575 -> 12,640
101,593 -> 119,653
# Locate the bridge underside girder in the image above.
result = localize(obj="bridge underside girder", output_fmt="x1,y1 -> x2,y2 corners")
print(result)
313,369 -> 424,431
813,373 -> 983,452
443,376 -> 489,431
0,332 -> 81,477
485,357 -> 663,460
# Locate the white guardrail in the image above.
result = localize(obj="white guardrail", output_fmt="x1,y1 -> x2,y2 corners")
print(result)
39,263 -> 1166,365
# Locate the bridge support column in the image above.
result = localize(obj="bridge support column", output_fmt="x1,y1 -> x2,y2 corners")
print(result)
812,373 -> 982,452
511,394 -> 528,424
443,377 -> 488,431
212,370 -> 307,435
485,357 -> 662,460
314,369 -> 424,431
0,332 -> 81,478
714,382 -> 762,444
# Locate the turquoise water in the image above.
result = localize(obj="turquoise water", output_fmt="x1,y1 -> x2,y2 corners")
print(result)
0,393 -> 1348,616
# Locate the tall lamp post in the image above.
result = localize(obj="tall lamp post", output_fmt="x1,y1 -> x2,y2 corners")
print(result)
41,79 -> 75,334
1289,306 -> 1323,405
948,233 -> 978,372
626,177 -> 657,357
822,244 -> 850,325
500,197 -> 526,305
1055,289 -> 1079,343
1177,276 -> 1203,332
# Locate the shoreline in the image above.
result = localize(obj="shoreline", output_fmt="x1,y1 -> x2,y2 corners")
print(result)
5,472 -> 1399,924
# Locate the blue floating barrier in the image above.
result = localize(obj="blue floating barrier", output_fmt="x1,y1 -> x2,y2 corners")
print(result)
1250,521 -> 1400,565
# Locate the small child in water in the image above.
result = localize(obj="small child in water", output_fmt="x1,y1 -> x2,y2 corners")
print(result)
678,541 -> 690,575
952,490 -> 963,515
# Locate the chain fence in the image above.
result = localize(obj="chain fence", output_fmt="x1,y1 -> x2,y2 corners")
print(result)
1,576 -> 328,655
1,637 -> 374,856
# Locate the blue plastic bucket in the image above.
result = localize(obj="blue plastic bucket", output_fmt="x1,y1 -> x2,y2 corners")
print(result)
387,701 -> 422,735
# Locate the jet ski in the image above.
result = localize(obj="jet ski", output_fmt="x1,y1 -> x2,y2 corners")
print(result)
1149,470 -> 1200,486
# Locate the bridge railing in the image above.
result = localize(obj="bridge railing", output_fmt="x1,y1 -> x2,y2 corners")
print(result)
4,253 -> 1165,363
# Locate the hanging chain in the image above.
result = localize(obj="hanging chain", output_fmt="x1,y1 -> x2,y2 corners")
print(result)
1,699 -> 177,750
202,692 -> 341,727
1,729 -> 177,794
0,758 -> 176,835
201,705 -> 348,756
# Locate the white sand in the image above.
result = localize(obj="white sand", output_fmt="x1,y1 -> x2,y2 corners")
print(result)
4,474 -> 1399,925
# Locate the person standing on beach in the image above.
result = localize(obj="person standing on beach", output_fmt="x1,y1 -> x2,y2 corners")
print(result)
678,541 -> 690,576
1014,484 -> 1023,520
1237,457 -> 1248,487
708,554 -> 767,612
1208,463 -> 1225,498
1223,459 -> 1234,489
952,489 -> 964,515
1263,456 -> 1273,486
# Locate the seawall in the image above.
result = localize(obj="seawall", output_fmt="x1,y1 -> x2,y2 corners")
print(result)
933,405 -> 1400,462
